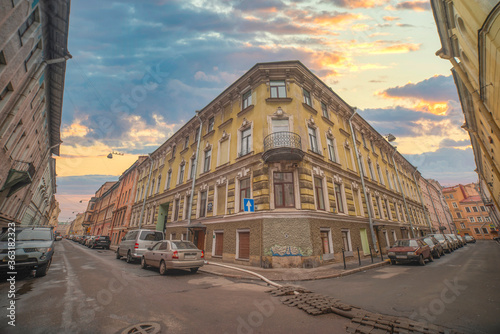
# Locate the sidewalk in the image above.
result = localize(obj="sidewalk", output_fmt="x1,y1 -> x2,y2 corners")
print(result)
201,256 -> 390,282
109,245 -> 389,281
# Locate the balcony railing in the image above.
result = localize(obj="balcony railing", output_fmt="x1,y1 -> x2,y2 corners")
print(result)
262,131 -> 304,162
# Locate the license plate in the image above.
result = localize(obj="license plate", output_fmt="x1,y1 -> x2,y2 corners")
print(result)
185,255 -> 196,260
396,255 -> 407,259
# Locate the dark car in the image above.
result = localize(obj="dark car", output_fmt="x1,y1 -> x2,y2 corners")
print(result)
0,227 -> 55,277
388,238 -> 433,265
422,236 -> 444,258
464,235 -> 476,243
88,235 -> 110,249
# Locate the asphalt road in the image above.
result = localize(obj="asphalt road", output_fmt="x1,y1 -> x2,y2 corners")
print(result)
0,239 -> 348,334
293,240 -> 500,334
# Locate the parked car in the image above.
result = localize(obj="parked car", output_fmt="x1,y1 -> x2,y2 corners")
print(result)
80,236 -> 91,245
141,240 -> 204,274
85,236 -> 96,247
88,235 -> 111,249
446,234 -> 462,248
0,227 -> 55,277
422,236 -> 444,258
388,238 -> 433,265
464,235 -> 476,243
116,229 -> 164,263
428,234 -> 454,253
55,235 -> 63,241
457,235 -> 467,246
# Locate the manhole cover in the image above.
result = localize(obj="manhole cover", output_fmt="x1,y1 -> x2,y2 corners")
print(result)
120,322 -> 161,334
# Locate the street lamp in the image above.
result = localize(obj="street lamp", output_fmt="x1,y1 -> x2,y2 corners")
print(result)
107,151 -> 124,159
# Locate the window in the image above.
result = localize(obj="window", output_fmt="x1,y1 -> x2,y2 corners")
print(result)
321,102 -> 328,119
472,206 -> 478,212
392,230 -> 397,242
383,230 -> 390,248
386,170 -> 392,189
274,172 -> 294,208
482,228 -> 489,234
359,156 -> 366,177
477,216 -> 483,222
314,177 -> 325,210
0,51 -> 6,65
18,10 -> 37,37
189,157 -> 196,179
213,232 -> 224,257
469,217 -> 475,222
334,183 -> 344,213
240,127 -> 251,156
465,207 -> 471,212
184,195 -> 191,219
0,83 -> 12,101
457,212 -> 462,218
480,206 -> 486,212
485,217 -> 491,222
368,160 -> 376,181
156,175 -> 161,193
199,191 -> 207,217
452,202 -> 458,208
178,164 -> 185,184
216,185 -> 226,215
474,228 -> 480,234
303,88 -> 312,106
384,199 -> 391,220
242,90 -> 252,109
460,223 -> 465,229
24,40 -> 41,71
171,145 -> 176,158
237,230 -> 250,260
194,127 -> 200,142
184,136 -> 189,149
341,230 -> 352,251
370,140 -> 376,153
270,80 -> 286,98
361,132 -> 367,147
166,170 -> 172,189
239,178 -> 251,212
308,126 -> 319,153
327,137 -> 337,162
208,117 -> 214,133
377,165 -> 384,185
173,199 -> 180,221
203,148 -> 211,172
376,196 -> 383,219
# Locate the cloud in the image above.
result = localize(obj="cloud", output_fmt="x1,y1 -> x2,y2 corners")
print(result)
439,138 -> 471,149
383,16 -> 400,21
394,1 -> 431,11
330,0 -> 390,9
405,148 -> 476,185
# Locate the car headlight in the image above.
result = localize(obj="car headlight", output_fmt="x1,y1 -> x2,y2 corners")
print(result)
388,252 -> 395,256
36,247 -> 52,253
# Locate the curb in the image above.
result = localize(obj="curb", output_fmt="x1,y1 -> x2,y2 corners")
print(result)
200,260 -> 390,282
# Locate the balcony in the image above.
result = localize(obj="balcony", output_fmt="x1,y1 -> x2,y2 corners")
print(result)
0,160 -> 35,197
262,131 -> 304,162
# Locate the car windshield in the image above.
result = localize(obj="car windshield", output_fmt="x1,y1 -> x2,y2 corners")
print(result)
171,241 -> 198,250
140,231 -> 163,241
98,236 -> 110,240
393,240 -> 418,247
423,238 -> 434,245
0,229 -> 52,241
432,234 -> 445,241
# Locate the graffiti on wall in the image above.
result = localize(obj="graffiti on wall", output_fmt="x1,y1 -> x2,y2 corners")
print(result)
269,245 -> 303,257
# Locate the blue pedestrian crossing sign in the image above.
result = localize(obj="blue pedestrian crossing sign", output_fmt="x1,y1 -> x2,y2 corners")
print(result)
244,198 -> 254,212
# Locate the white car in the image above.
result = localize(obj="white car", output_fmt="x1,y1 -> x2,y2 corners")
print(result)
141,240 -> 204,275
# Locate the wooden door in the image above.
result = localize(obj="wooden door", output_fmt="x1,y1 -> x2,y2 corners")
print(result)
196,230 -> 205,251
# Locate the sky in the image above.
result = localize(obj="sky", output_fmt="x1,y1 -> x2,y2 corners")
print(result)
55,0 -> 477,222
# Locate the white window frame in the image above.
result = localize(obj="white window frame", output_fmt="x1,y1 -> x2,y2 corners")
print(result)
197,189 -> 208,218
313,175 -> 329,212
392,230 -> 397,242
308,126 -> 320,154
452,202 -> 458,208
320,228 -> 334,260
203,148 -> 212,173
333,181 -> 347,214
341,229 -> 353,252
469,216 -> 475,222
237,121 -> 253,157
214,183 -> 227,216
235,173 -> 253,214
326,135 -> 338,163
377,164 -> 384,185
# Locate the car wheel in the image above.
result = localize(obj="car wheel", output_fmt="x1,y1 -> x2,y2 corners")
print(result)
419,255 -> 425,266
35,258 -> 52,277
428,253 -> 434,262
126,251 -> 133,263
91,244 -> 95,249
116,249 -> 121,259
140,257 -> 147,269
159,260 -> 167,275
390,259 -> 396,265
190,267 -> 199,274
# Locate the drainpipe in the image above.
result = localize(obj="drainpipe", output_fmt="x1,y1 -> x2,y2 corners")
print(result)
187,111 -> 203,239
412,169 -> 433,232
391,149 -> 415,238
138,155 -> 153,229
348,109 -> 378,251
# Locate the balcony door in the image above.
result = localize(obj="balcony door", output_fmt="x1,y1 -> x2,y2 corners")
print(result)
271,119 -> 289,148
272,119 -> 289,133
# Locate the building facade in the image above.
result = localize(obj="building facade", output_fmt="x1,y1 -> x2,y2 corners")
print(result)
431,0 -> 500,215
419,178 -> 454,233
0,0 -> 71,227
90,182 -> 118,236
130,61 -> 430,268
443,183 -> 499,239
109,157 -> 146,245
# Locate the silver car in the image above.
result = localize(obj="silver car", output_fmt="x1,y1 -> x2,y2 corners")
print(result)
116,229 -> 164,263
428,234 -> 454,253
141,240 -> 204,275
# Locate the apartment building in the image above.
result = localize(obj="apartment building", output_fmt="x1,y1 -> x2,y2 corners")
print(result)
0,0 -> 71,227
127,61 -> 429,268
431,0 -> 500,214
90,181 -> 118,236
443,183 -> 499,240
419,178 -> 455,233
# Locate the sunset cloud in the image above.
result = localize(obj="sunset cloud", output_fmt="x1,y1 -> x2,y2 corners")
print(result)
331,0 -> 390,9
394,1 -> 431,11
